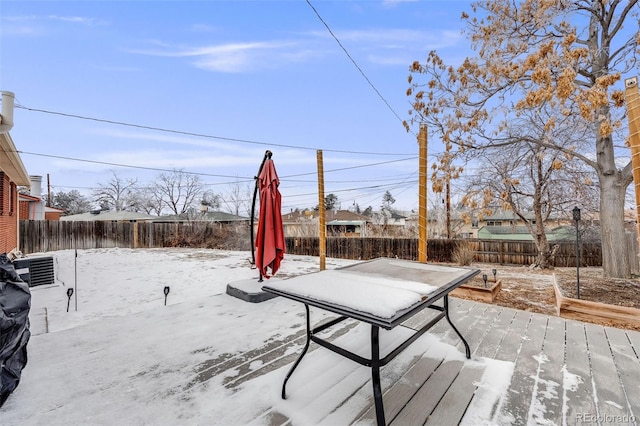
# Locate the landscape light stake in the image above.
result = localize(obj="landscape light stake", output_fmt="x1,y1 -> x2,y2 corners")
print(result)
482,273 -> 488,288
492,268 -> 497,282
66,288 -> 74,312
164,286 -> 170,306
74,247 -> 78,311
573,206 -> 581,299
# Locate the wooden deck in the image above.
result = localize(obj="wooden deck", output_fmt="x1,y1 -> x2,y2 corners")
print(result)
212,298 -> 640,425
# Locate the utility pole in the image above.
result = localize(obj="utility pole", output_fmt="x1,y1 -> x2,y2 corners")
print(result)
445,158 -> 451,239
418,124 -> 428,262
624,76 -> 640,267
317,150 -> 326,270
47,173 -> 51,207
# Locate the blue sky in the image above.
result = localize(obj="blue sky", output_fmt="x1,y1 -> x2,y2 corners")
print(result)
1,0 -> 473,213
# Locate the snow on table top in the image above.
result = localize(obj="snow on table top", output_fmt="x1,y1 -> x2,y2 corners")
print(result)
263,269 -> 439,319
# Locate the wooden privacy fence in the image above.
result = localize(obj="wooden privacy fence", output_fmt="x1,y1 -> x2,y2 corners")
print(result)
19,220 -> 639,269
19,220 -> 247,253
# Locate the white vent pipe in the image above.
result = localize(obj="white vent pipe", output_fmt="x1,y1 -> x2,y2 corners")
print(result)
0,91 -> 15,133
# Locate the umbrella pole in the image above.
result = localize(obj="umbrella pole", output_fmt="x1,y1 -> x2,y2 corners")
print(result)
251,150 -> 272,281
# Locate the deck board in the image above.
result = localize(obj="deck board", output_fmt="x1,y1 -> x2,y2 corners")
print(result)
390,360 -> 463,425
473,307 -> 517,359
584,323 -> 630,420
355,356 -> 442,424
534,315 -> 565,425
425,364 -> 484,426
604,327 -> 640,417
493,309 -> 533,363
563,319 -> 597,424
501,313 -> 548,424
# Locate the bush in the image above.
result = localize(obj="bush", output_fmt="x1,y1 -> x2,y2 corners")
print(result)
452,241 -> 474,266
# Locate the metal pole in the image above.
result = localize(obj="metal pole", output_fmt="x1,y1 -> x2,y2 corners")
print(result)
250,150 -> 272,279
74,247 -> 78,311
572,206 -> 581,299
575,216 -> 580,299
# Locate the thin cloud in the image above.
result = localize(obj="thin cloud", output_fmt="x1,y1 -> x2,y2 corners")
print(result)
46,15 -> 97,25
2,14 -> 104,37
382,0 -> 418,7
126,40 -> 309,73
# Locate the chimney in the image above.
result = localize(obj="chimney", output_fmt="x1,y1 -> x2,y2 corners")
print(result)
29,175 -> 43,198
0,91 -> 15,134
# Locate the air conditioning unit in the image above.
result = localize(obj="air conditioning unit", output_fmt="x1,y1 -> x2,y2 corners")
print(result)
13,256 -> 55,287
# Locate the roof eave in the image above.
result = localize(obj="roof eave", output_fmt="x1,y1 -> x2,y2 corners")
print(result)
0,133 -> 30,186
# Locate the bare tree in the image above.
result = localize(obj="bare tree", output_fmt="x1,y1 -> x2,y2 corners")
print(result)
461,106 -> 597,268
222,180 -> 251,216
406,0 -> 639,277
153,169 -> 204,216
128,187 -> 164,216
92,172 -> 137,211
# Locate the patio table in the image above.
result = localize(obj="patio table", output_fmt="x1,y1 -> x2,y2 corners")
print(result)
262,257 -> 479,426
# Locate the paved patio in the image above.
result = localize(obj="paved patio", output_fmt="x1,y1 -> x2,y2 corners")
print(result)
207,298 -> 640,425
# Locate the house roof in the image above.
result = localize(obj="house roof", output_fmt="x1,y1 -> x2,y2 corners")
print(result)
483,225 -> 533,234
0,133 -> 30,186
155,211 -> 249,222
389,211 -> 407,219
18,193 -> 40,202
478,225 -> 574,241
483,211 -> 536,221
282,209 -> 370,222
61,211 -> 157,221
45,206 -> 65,213
326,220 -> 366,226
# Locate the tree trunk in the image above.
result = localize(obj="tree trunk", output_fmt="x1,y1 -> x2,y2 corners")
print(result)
533,233 -> 551,269
599,174 -> 631,278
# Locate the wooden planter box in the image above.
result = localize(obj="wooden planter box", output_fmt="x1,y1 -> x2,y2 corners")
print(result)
552,275 -> 640,327
451,279 -> 502,303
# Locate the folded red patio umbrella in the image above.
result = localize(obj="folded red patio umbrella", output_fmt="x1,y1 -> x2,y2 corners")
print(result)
254,151 -> 285,280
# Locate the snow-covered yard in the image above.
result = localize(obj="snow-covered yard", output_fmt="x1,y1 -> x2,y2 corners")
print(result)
1,248 -> 513,425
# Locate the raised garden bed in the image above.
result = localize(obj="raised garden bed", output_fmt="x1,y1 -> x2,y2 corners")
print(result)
552,275 -> 640,327
451,276 -> 502,303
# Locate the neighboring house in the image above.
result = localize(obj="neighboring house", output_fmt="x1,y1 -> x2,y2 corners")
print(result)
477,225 -> 575,241
44,206 -> 66,221
61,210 -> 157,222
18,175 -> 64,220
326,210 -> 370,237
381,210 -> 407,226
281,209 -> 371,237
155,211 -> 250,230
457,210 -> 571,239
156,211 -> 250,224
0,91 -> 31,253
18,193 -> 42,220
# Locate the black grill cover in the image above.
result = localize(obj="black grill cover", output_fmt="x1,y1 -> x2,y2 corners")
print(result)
0,254 -> 31,407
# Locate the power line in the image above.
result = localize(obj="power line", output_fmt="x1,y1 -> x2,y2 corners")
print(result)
305,0 -> 411,134
18,150 -> 252,180
15,104 -> 415,156
17,150 -> 417,180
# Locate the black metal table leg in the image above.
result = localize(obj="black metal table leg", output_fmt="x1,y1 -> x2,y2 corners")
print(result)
371,326 -> 386,426
444,295 -> 471,359
443,295 -> 471,359
282,304 -> 311,399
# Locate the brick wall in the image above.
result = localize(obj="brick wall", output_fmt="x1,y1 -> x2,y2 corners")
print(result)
19,200 -> 31,220
0,172 -> 18,253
